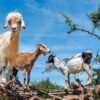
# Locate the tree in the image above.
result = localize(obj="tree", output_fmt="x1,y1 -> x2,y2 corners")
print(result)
92,68 -> 100,86
62,7 -> 100,87
92,51 -> 100,86
31,78 -> 62,92
61,7 -> 100,40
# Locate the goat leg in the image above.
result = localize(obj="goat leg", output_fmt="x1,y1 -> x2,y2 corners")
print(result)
27,70 -> 31,85
8,65 -> 13,80
64,73 -> 69,90
1,66 -> 7,83
23,69 -> 26,84
83,64 -> 93,86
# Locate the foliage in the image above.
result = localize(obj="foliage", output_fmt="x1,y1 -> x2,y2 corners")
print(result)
62,7 -> 100,39
91,51 -> 100,87
92,68 -> 100,100
93,50 -> 100,64
88,7 -> 100,29
0,96 -> 8,100
31,78 -> 62,92
61,12 -> 77,34
92,68 -> 100,86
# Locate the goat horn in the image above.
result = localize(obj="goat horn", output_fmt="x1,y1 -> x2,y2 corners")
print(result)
36,44 -> 41,48
51,52 -> 56,56
38,44 -> 42,46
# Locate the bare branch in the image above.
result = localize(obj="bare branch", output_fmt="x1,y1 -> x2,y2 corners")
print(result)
70,28 -> 100,40
62,8 -> 100,40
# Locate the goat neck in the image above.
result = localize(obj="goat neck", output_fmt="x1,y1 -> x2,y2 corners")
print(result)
7,31 -> 20,62
11,30 -> 19,40
30,47 -> 41,64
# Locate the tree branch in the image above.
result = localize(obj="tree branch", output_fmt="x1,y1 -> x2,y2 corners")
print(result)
68,27 -> 100,40
62,9 -> 100,40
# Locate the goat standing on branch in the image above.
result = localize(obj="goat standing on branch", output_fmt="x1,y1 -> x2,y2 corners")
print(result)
44,50 -> 93,89
0,12 -> 26,83
12,44 -> 51,85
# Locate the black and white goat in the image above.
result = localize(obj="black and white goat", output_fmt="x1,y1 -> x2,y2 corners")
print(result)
44,51 -> 93,89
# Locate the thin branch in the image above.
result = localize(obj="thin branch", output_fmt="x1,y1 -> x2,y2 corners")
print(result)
91,26 -> 96,33
77,28 -> 100,39
62,12 -> 100,40
68,28 -> 100,40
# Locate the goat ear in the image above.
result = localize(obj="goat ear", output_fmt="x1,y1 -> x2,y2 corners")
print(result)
36,44 -> 40,48
37,44 -> 39,47
21,17 -> 26,29
39,46 -> 42,50
37,44 -> 42,47
3,25 -> 8,29
51,52 -> 56,56
3,21 -> 8,29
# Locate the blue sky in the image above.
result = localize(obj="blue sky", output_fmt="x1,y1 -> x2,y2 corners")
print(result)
0,0 -> 100,86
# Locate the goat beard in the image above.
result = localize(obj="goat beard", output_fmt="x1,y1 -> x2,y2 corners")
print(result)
43,52 -> 48,56
42,63 -> 54,73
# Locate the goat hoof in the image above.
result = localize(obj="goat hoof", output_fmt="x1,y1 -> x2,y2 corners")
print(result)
27,85 -> 31,90
23,84 -> 27,88
64,89 -> 68,94
1,78 -> 6,84
0,83 -> 5,87
85,83 -> 91,86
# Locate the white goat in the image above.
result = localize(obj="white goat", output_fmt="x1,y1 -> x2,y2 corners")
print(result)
0,12 -> 26,83
44,51 -> 93,89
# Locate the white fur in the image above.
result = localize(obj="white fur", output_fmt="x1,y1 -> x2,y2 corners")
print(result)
4,12 -> 25,29
1,78 -> 7,84
0,12 -> 26,83
45,55 -> 93,89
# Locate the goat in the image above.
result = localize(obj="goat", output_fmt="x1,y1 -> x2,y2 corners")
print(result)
0,12 -> 26,83
44,51 -> 93,89
12,44 -> 51,85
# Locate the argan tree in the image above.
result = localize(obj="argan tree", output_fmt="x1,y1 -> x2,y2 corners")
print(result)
62,7 -> 100,85
62,7 -> 100,40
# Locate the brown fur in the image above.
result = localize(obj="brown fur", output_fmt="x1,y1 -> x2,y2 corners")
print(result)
7,31 -> 19,62
0,12 -> 25,83
12,44 -> 50,84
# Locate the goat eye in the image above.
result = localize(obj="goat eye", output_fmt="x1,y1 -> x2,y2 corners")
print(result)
8,20 -> 11,24
43,46 -> 45,48
18,21 -> 21,23
42,46 -> 44,48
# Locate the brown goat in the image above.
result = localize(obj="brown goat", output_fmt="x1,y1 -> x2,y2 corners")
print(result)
11,44 -> 51,85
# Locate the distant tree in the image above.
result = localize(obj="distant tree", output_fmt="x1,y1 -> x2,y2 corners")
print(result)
61,7 -> 100,40
31,78 -> 62,92
92,51 -> 100,86
92,68 -> 100,86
